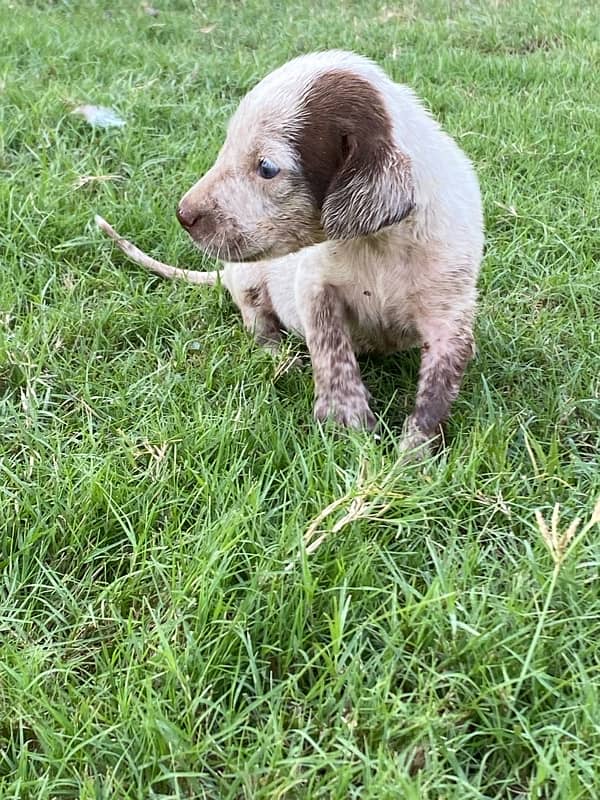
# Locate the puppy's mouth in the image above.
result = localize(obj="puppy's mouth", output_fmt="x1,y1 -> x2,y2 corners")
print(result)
189,235 -> 271,263
179,220 -> 260,262
182,215 -> 322,263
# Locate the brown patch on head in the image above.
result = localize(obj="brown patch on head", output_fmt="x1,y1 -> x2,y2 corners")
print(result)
293,70 -> 414,239
295,70 -> 390,208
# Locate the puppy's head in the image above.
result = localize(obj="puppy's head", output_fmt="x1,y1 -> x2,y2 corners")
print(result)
177,53 -> 414,261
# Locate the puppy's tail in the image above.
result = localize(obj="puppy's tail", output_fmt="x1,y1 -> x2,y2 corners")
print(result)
95,215 -> 219,285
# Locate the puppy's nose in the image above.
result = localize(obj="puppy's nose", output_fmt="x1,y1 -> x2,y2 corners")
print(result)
176,204 -> 200,229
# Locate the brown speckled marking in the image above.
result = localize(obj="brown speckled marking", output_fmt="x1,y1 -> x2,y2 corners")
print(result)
305,285 -> 375,429
401,325 -> 475,454
241,284 -> 284,348
244,285 -> 262,308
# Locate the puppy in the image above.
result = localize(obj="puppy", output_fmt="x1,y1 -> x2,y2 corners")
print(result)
98,50 -> 484,453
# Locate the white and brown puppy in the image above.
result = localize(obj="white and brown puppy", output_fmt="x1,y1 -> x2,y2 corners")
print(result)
99,50 -> 484,453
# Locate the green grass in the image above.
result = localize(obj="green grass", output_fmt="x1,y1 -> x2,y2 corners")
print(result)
1,0 -> 599,797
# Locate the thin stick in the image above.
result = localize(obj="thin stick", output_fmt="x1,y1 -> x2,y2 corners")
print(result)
95,215 -> 219,285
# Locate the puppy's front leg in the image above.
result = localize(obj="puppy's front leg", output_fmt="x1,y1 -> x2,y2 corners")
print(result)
401,322 -> 475,455
304,284 -> 375,430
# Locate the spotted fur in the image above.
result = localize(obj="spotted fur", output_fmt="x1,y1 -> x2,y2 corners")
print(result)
305,285 -> 375,429
151,51 -> 483,453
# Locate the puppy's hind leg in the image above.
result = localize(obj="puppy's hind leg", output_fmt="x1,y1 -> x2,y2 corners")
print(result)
238,282 -> 285,352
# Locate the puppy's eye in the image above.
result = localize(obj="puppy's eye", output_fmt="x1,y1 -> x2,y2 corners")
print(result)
257,158 -> 280,179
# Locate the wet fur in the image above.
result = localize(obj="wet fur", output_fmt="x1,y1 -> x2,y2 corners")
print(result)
101,51 -> 484,453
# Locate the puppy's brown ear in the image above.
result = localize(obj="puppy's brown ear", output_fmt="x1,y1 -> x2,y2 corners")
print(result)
297,69 -> 414,241
321,138 -> 414,240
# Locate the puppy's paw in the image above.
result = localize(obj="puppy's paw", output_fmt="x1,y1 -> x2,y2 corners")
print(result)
314,390 -> 376,430
398,417 -> 438,462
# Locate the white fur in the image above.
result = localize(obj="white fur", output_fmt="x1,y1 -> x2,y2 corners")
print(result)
190,51 -> 484,356
113,51 -> 485,442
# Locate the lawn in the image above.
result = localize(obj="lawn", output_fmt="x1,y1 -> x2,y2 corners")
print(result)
1,0 -> 599,797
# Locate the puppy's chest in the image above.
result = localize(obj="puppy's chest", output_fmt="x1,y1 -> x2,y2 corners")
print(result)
341,275 -> 420,355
